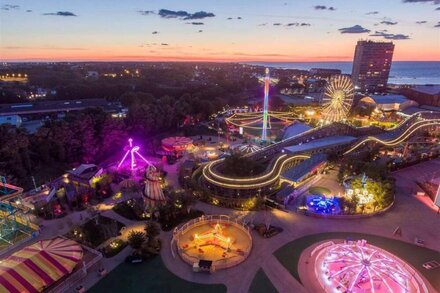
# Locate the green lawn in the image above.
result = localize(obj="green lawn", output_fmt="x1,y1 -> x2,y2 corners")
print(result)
89,256 -> 227,293
248,269 -> 277,293
273,232 -> 440,292
308,186 -> 331,195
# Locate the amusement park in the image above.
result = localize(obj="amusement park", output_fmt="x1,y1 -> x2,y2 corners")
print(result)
0,65 -> 439,293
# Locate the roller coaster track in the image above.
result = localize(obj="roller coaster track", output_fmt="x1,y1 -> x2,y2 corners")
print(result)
202,111 -> 440,191
202,154 -> 310,189
344,117 -> 440,155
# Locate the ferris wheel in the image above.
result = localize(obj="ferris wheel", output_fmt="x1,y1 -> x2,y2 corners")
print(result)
321,75 -> 354,122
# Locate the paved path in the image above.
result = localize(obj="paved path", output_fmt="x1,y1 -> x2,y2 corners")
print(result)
261,255 -> 306,293
158,159 -> 440,293
4,159 -> 438,292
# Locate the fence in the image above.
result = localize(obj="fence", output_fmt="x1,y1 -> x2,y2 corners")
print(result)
171,215 -> 252,270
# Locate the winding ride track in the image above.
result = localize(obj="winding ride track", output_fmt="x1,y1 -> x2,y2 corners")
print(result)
202,154 -> 310,189
201,112 -> 440,192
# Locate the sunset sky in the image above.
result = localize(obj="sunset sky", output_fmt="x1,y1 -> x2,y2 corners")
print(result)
1,0 -> 439,62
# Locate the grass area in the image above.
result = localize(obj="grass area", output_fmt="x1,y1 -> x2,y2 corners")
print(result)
308,186 -> 331,195
273,232 -> 440,291
89,256 -> 227,293
248,269 -> 277,293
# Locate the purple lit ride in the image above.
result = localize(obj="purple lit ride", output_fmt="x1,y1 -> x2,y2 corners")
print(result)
117,138 -> 150,171
117,139 -> 166,208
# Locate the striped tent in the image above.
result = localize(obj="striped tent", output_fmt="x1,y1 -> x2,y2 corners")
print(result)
0,237 -> 83,293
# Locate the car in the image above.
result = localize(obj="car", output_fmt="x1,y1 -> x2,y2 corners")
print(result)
125,255 -> 143,264
422,260 -> 440,270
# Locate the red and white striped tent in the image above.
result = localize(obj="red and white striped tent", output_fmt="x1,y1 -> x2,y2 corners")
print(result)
143,165 -> 166,208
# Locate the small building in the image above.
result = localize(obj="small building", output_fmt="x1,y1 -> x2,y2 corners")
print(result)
0,115 -> 22,127
66,164 -> 104,189
86,71 -> 99,79
280,154 -> 328,187
401,85 -> 440,107
359,94 -> 418,112
282,121 -> 312,140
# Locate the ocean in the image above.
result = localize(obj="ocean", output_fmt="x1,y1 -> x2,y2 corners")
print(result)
244,61 -> 440,85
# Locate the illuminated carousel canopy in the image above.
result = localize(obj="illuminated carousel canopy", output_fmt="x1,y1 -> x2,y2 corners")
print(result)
226,111 -> 297,130
235,144 -> 262,154
316,240 -> 425,293
161,136 -> 193,152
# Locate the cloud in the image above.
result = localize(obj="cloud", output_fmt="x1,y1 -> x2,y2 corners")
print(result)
436,6 -> 440,9
380,20 -> 398,25
273,23 -> 282,26
314,5 -> 336,10
198,30 -> 203,33
237,16 -> 242,19
43,11 -> 77,16
416,20 -> 427,23
338,25 -> 370,34
402,0 -> 440,3
26,9 -> 32,12
185,11 -> 215,20
258,23 -> 267,26
187,22 -> 204,25
227,17 -> 233,20
286,22 -> 311,27
157,9 -> 214,20
366,11 -> 379,15
138,10 -> 155,15
158,9 -> 188,18
1,4 -> 19,10
152,31 -> 159,34
435,21 -> 440,27
369,31 -> 410,39
161,43 -> 169,46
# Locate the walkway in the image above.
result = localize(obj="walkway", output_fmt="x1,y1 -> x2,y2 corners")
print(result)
7,159 -> 435,292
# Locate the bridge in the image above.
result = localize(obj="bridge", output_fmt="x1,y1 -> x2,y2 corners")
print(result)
199,112 -> 440,205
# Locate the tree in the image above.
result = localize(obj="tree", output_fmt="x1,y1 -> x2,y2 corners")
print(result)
144,221 -> 160,242
127,231 -> 146,249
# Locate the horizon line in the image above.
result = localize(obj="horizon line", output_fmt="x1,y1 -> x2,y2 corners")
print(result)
1,59 -> 439,63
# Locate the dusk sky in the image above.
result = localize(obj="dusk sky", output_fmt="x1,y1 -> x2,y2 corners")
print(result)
1,0 -> 439,62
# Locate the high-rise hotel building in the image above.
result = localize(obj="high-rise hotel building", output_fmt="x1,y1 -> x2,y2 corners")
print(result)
352,40 -> 395,93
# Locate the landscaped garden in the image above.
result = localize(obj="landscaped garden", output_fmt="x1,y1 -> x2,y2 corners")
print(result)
66,215 -> 125,248
89,256 -> 227,293
273,232 -> 440,292
101,238 -> 127,258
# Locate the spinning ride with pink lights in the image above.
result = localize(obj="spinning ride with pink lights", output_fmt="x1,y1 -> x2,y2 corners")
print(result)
117,138 -> 150,170
315,240 -> 427,293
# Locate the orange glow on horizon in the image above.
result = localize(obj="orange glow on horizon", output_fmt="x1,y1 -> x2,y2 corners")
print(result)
1,53 -> 439,62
